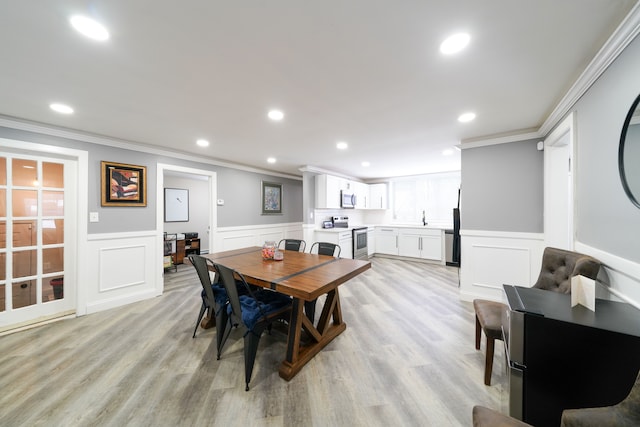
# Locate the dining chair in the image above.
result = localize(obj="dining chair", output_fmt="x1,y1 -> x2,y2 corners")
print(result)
473,247 -> 602,385
214,262 -> 292,391
188,255 -> 230,358
309,241 -> 341,257
277,238 -> 306,252
305,242 -> 342,322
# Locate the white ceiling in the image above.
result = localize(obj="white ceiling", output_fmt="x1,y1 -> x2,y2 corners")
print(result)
0,1 -> 637,179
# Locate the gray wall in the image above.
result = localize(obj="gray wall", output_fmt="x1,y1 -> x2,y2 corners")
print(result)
0,126 -> 303,233
461,139 -> 543,232
572,33 -> 640,263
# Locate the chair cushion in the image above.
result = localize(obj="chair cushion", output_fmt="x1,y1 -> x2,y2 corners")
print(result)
201,284 -> 228,306
473,299 -> 506,340
473,406 -> 532,427
234,291 -> 292,330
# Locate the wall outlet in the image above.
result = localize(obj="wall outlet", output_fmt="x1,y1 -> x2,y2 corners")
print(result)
89,212 -> 99,222
217,199 -> 224,206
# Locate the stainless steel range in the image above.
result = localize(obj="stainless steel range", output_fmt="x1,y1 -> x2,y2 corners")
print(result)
352,227 -> 368,259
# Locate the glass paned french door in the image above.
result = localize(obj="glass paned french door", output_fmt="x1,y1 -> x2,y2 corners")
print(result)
0,154 -> 66,314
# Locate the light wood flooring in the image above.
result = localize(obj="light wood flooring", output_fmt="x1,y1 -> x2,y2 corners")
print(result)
0,257 -> 507,426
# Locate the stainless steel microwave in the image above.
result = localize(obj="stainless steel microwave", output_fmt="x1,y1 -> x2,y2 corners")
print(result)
341,190 -> 356,208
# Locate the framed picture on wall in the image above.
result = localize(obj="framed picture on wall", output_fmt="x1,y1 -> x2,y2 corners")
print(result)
101,161 -> 147,206
164,188 -> 189,222
261,181 -> 282,215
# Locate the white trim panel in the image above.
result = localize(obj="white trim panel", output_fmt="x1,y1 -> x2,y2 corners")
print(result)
86,232 -> 157,314
575,242 -> 640,309
459,230 -> 545,302
214,223 -> 304,252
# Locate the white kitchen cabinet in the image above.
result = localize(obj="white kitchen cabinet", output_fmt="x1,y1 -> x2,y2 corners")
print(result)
369,183 -> 388,209
398,228 -> 442,261
316,174 -> 346,209
353,181 -> 369,209
376,227 -> 399,255
314,230 -> 352,259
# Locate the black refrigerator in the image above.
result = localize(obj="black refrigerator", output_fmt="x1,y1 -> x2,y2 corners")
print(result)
503,285 -> 640,427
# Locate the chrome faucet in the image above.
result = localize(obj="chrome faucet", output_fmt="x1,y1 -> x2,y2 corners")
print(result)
422,210 -> 427,226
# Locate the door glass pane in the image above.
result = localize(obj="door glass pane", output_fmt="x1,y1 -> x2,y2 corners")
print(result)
43,248 -> 63,274
12,159 -> 37,187
12,190 -> 37,217
13,249 -> 36,278
0,157 -> 6,185
13,221 -> 36,247
0,253 -> 5,281
43,191 -> 64,216
0,283 -> 4,312
0,221 -> 5,248
43,219 -> 64,245
13,280 -> 36,309
43,162 -> 64,188
0,189 -> 5,216
44,276 -> 64,302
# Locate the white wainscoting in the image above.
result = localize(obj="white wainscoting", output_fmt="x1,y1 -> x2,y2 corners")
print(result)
459,229 -> 545,302
575,242 -> 640,309
213,223 -> 304,252
87,231 -> 158,314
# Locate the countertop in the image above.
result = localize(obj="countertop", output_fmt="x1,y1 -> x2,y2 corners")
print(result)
316,224 -> 452,232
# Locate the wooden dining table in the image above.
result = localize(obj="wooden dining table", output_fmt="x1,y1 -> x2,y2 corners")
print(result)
205,246 -> 371,380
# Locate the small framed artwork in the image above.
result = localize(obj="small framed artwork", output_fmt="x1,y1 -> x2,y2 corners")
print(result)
101,161 -> 147,206
164,188 -> 189,222
261,181 -> 282,215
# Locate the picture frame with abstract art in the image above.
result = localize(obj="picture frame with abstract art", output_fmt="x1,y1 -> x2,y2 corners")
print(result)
261,181 -> 282,214
101,161 -> 147,206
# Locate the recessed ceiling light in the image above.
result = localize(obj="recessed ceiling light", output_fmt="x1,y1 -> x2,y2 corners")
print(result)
50,103 -> 74,114
70,15 -> 110,41
268,110 -> 284,121
442,149 -> 454,156
458,112 -> 476,123
196,139 -> 209,147
440,33 -> 470,55
361,161 -> 371,167
336,141 -> 348,150
267,157 -> 277,164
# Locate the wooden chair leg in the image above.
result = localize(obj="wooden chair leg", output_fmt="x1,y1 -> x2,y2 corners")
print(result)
484,336 -> 495,386
475,315 -> 481,350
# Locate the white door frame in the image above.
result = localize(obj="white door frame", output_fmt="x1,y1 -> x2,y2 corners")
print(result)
0,137 -> 88,330
156,163 -> 216,295
544,112 -> 575,250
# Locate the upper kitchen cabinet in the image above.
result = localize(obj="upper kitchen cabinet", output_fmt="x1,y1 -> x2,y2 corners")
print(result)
315,174 -> 388,210
368,183 -> 388,209
353,181 -> 369,209
315,174 -> 345,209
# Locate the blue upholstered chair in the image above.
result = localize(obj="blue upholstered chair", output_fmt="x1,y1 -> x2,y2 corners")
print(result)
214,263 -> 292,391
189,255 -> 231,357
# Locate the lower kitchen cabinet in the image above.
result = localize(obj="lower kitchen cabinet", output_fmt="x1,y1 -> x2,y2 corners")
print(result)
376,228 -> 399,255
398,228 -> 443,261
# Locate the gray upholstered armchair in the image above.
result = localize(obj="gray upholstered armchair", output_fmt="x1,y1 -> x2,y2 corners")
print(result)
473,247 -> 602,385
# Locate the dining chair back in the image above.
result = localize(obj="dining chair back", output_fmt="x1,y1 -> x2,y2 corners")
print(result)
278,239 -> 306,252
310,242 -> 341,257
188,255 -> 230,356
305,242 -> 342,322
214,262 -> 292,391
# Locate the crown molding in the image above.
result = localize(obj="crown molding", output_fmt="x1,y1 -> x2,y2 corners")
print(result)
539,1 -> 640,136
0,115 -> 302,181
